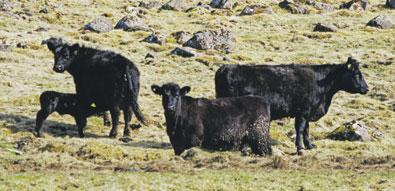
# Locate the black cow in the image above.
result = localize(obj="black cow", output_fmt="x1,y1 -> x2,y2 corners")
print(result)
215,57 -> 369,154
151,83 -> 272,156
35,91 -> 112,137
42,38 -> 146,138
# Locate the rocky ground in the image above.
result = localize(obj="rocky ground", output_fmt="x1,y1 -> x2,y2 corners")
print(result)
0,0 -> 394,190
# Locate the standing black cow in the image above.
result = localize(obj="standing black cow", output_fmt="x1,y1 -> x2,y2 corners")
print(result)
42,38 -> 145,138
151,83 -> 272,156
215,57 -> 369,154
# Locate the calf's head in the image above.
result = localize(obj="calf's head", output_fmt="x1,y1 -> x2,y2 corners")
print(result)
339,57 -> 369,94
151,83 -> 191,155
42,38 -> 79,73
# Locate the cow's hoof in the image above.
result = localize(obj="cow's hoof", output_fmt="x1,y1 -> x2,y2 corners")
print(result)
34,131 -> 42,138
297,150 -> 304,156
109,132 -> 117,138
305,144 -> 317,150
123,132 -> 131,137
79,133 -> 85,138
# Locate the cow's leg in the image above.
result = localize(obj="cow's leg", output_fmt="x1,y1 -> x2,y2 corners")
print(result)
102,111 -> 111,127
122,106 -> 132,137
35,110 -> 51,137
75,116 -> 87,138
247,115 -> 272,156
303,121 -> 316,150
295,117 -> 307,155
109,107 -> 120,138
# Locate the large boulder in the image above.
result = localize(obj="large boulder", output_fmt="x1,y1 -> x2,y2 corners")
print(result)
306,0 -> 334,12
327,121 -> 371,142
239,5 -> 273,16
85,17 -> 113,33
0,0 -> 15,11
115,15 -> 151,32
339,0 -> 368,11
313,23 -> 338,32
171,31 -> 192,44
279,0 -> 309,14
183,29 -> 235,52
367,15 -> 393,29
138,1 -> 162,9
387,0 -> 395,8
161,0 -> 188,11
210,0 -> 233,9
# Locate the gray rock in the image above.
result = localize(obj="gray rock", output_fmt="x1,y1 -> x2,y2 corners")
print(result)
125,7 -> 147,16
240,5 -> 273,16
327,121 -> 371,142
306,0 -> 334,12
180,147 -> 199,160
138,1 -> 162,9
142,33 -> 165,45
0,43 -> 12,52
210,0 -> 233,9
339,0 -> 368,11
0,0 -> 14,11
387,0 -> 395,8
171,31 -> 191,44
161,0 -> 188,11
85,17 -> 113,33
145,53 -> 155,59
171,47 -> 198,57
183,28 -> 235,52
39,7 -> 48,14
115,15 -> 150,32
367,15 -> 393,29
314,23 -> 338,32
279,0 -> 309,14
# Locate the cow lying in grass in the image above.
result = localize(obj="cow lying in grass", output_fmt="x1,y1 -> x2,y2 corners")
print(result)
35,91 -> 113,137
215,57 -> 369,154
151,83 -> 272,156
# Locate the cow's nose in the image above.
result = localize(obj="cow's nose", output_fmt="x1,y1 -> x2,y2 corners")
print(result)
167,105 -> 175,111
53,65 -> 64,72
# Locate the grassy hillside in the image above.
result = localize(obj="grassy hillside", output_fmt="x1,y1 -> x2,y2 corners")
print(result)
0,0 -> 394,190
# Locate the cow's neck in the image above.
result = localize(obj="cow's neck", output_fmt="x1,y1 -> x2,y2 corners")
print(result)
318,65 -> 344,110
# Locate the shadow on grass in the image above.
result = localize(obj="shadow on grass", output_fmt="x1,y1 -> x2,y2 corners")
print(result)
122,140 -> 172,149
0,113 -> 108,138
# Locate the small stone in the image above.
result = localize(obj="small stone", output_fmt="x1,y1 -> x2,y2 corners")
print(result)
239,5 -> 266,16
367,15 -> 393,29
85,17 -> 113,33
0,43 -> 12,52
39,8 -> 48,13
327,121 -> 371,142
115,15 -> 150,32
161,0 -> 188,11
142,33 -> 165,45
210,0 -> 233,9
171,31 -> 191,44
313,23 -> 338,32
34,27 -> 49,32
138,1 -> 162,9
145,53 -> 155,59
125,6 -> 147,16
171,47 -> 198,57
16,42 -> 28,49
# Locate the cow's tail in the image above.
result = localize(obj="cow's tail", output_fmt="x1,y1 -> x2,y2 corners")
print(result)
215,65 -> 232,98
126,64 -> 146,125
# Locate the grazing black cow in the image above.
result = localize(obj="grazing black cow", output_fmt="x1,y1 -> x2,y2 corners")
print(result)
215,57 -> 369,154
35,91 -> 113,137
151,83 -> 272,156
42,38 -> 146,138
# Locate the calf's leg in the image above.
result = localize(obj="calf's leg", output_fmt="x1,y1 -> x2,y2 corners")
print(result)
109,106 -> 121,138
303,121 -> 316,149
75,116 -> 87,138
102,111 -> 111,127
35,110 -> 52,137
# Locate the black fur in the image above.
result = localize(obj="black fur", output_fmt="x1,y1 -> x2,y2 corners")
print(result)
215,57 -> 369,154
35,91 -> 112,137
42,38 -> 145,138
152,83 -> 272,156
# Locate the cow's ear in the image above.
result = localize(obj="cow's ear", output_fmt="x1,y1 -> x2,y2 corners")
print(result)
151,85 -> 162,95
180,86 -> 191,96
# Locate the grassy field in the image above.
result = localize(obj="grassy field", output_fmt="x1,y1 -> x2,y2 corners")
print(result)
0,0 -> 394,190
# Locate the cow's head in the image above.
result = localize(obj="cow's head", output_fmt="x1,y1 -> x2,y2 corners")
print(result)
151,83 -> 191,155
42,38 -> 79,73
339,57 -> 369,94
151,83 -> 190,113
